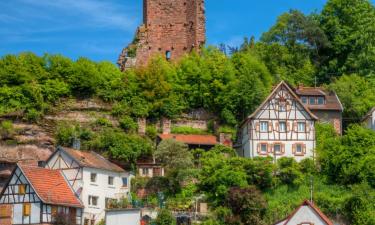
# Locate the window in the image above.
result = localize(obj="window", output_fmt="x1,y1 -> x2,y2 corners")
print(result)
317,97 -> 325,105
142,168 -> 149,176
279,122 -> 286,132
166,51 -> 171,60
279,101 -> 287,112
296,144 -> 303,153
23,203 -> 31,216
301,96 -> 307,104
273,144 -> 281,153
88,196 -> 98,206
108,176 -> 114,185
309,97 -> 316,105
122,177 -> 128,187
18,184 -> 26,195
90,173 -> 97,183
260,121 -> 268,132
298,122 -> 306,132
260,144 -> 268,154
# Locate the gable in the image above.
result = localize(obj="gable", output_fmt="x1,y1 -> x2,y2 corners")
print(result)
286,205 -> 329,225
251,82 -> 317,122
0,167 -> 40,204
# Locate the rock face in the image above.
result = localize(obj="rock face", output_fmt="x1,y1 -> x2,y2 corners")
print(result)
118,0 -> 206,70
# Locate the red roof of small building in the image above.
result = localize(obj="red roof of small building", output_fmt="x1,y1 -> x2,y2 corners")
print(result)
273,200 -> 333,225
59,147 -> 125,173
158,134 -> 218,146
19,164 -> 83,208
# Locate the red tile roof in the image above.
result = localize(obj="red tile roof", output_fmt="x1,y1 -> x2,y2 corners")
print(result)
59,147 -> 125,173
19,164 -> 83,208
273,200 -> 333,225
158,134 -> 218,146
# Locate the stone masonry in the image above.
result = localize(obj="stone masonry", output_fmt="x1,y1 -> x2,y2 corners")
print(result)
118,0 -> 206,70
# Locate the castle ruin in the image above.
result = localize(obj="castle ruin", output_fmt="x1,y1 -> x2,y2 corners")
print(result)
118,0 -> 206,70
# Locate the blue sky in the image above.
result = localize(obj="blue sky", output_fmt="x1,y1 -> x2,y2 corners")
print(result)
0,0 -> 328,63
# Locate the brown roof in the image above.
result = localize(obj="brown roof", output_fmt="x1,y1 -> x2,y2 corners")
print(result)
158,134 -> 218,146
274,200 -> 333,225
58,147 -> 125,173
296,87 -> 343,111
18,164 -> 83,208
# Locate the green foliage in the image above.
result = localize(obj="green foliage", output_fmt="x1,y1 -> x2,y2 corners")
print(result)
95,117 -> 112,127
329,74 -> 375,120
226,186 -> 267,225
119,116 -> 138,133
318,124 -> 375,187
0,120 -> 15,139
171,126 -> 208,135
276,157 -> 304,186
154,209 -> 175,225
146,125 -> 158,140
155,139 -> 193,171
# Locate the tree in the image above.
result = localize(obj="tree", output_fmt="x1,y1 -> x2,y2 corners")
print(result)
155,139 -> 193,171
276,157 -> 303,186
226,186 -> 267,225
329,74 -> 375,120
319,0 -> 375,79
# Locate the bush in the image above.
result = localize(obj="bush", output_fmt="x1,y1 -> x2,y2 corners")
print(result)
171,126 -> 208,135
0,120 -> 14,139
154,209 -> 175,225
119,116 -> 138,133
95,117 -> 112,127
146,125 -> 158,140
277,157 -> 303,186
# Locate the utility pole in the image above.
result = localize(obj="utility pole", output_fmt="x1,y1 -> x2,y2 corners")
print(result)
310,176 -> 314,203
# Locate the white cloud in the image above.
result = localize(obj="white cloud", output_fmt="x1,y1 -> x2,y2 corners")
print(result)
18,0 -> 138,30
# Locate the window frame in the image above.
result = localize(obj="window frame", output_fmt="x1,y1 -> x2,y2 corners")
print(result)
90,173 -> 97,183
88,195 -> 99,207
317,96 -> 325,105
260,143 -> 268,155
142,168 -> 149,176
279,121 -> 287,132
273,144 -> 281,154
309,97 -> 316,105
301,96 -> 308,104
297,122 -> 306,132
122,177 -> 128,187
260,121 -> 268,132
108,176 -> 114,186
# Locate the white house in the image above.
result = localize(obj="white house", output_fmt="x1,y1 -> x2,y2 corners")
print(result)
274,200 -> 334,225
237,81 -> 318,162
362,107 -> 375,130
45,147 -> 134,225
0,164 -> 83,225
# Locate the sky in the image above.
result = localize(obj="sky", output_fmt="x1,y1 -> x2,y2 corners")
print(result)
0,0 -> 328,63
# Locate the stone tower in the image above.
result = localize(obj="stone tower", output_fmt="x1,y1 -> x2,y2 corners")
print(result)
118,0 -> 206,71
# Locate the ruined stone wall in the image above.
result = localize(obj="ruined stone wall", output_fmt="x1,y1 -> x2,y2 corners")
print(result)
118,0 -> 206,70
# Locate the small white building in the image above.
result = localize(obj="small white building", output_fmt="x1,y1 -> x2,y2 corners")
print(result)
45,147 -> 134,225
0,164 -> 83,225
362,107 -> 375,131
105,208 -> 141,225
274,200 -> 334,225
237,81 -> 317,162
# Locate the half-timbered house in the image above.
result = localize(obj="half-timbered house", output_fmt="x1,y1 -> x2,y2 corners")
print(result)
45,147 -> 133,225
237,81 -> 318,162
0,164 -> 83,225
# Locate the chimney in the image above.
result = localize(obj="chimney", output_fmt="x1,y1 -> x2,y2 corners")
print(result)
219,133 -> 233,147
162,118 -> 171,134
138,118 -> 146,135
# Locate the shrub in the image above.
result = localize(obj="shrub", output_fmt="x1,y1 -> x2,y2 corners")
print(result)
0,120 -> 14,139
171,126 -> 208,135
154,209 -> 175,225
95,117 -> 112,127
119,116 -> 138,133
146,125 -> 158,140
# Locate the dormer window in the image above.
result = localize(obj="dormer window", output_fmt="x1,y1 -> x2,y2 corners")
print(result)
301,97 -> 307,104
309,97 -> 316,105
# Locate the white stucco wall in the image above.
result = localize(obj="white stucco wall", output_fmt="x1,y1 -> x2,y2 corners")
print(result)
105,209 -> 140,225
81,167 -> 132,223
364,111 -> 375,130
287,205 -> 329,225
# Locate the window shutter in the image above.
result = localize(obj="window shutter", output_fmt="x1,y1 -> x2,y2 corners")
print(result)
281,144 -> 285,154
293,121 -> 298,132
23,203 -> 31,216
268,122 -> 273,133
275,122 -> 279,131
292,144 -> 296,154
287,122 -> 291,132
268,144 -> 273,153
303,144 -> 307,154
255,122 -> 260,132
257,143 -> 260,153
286,102 -> 291,111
